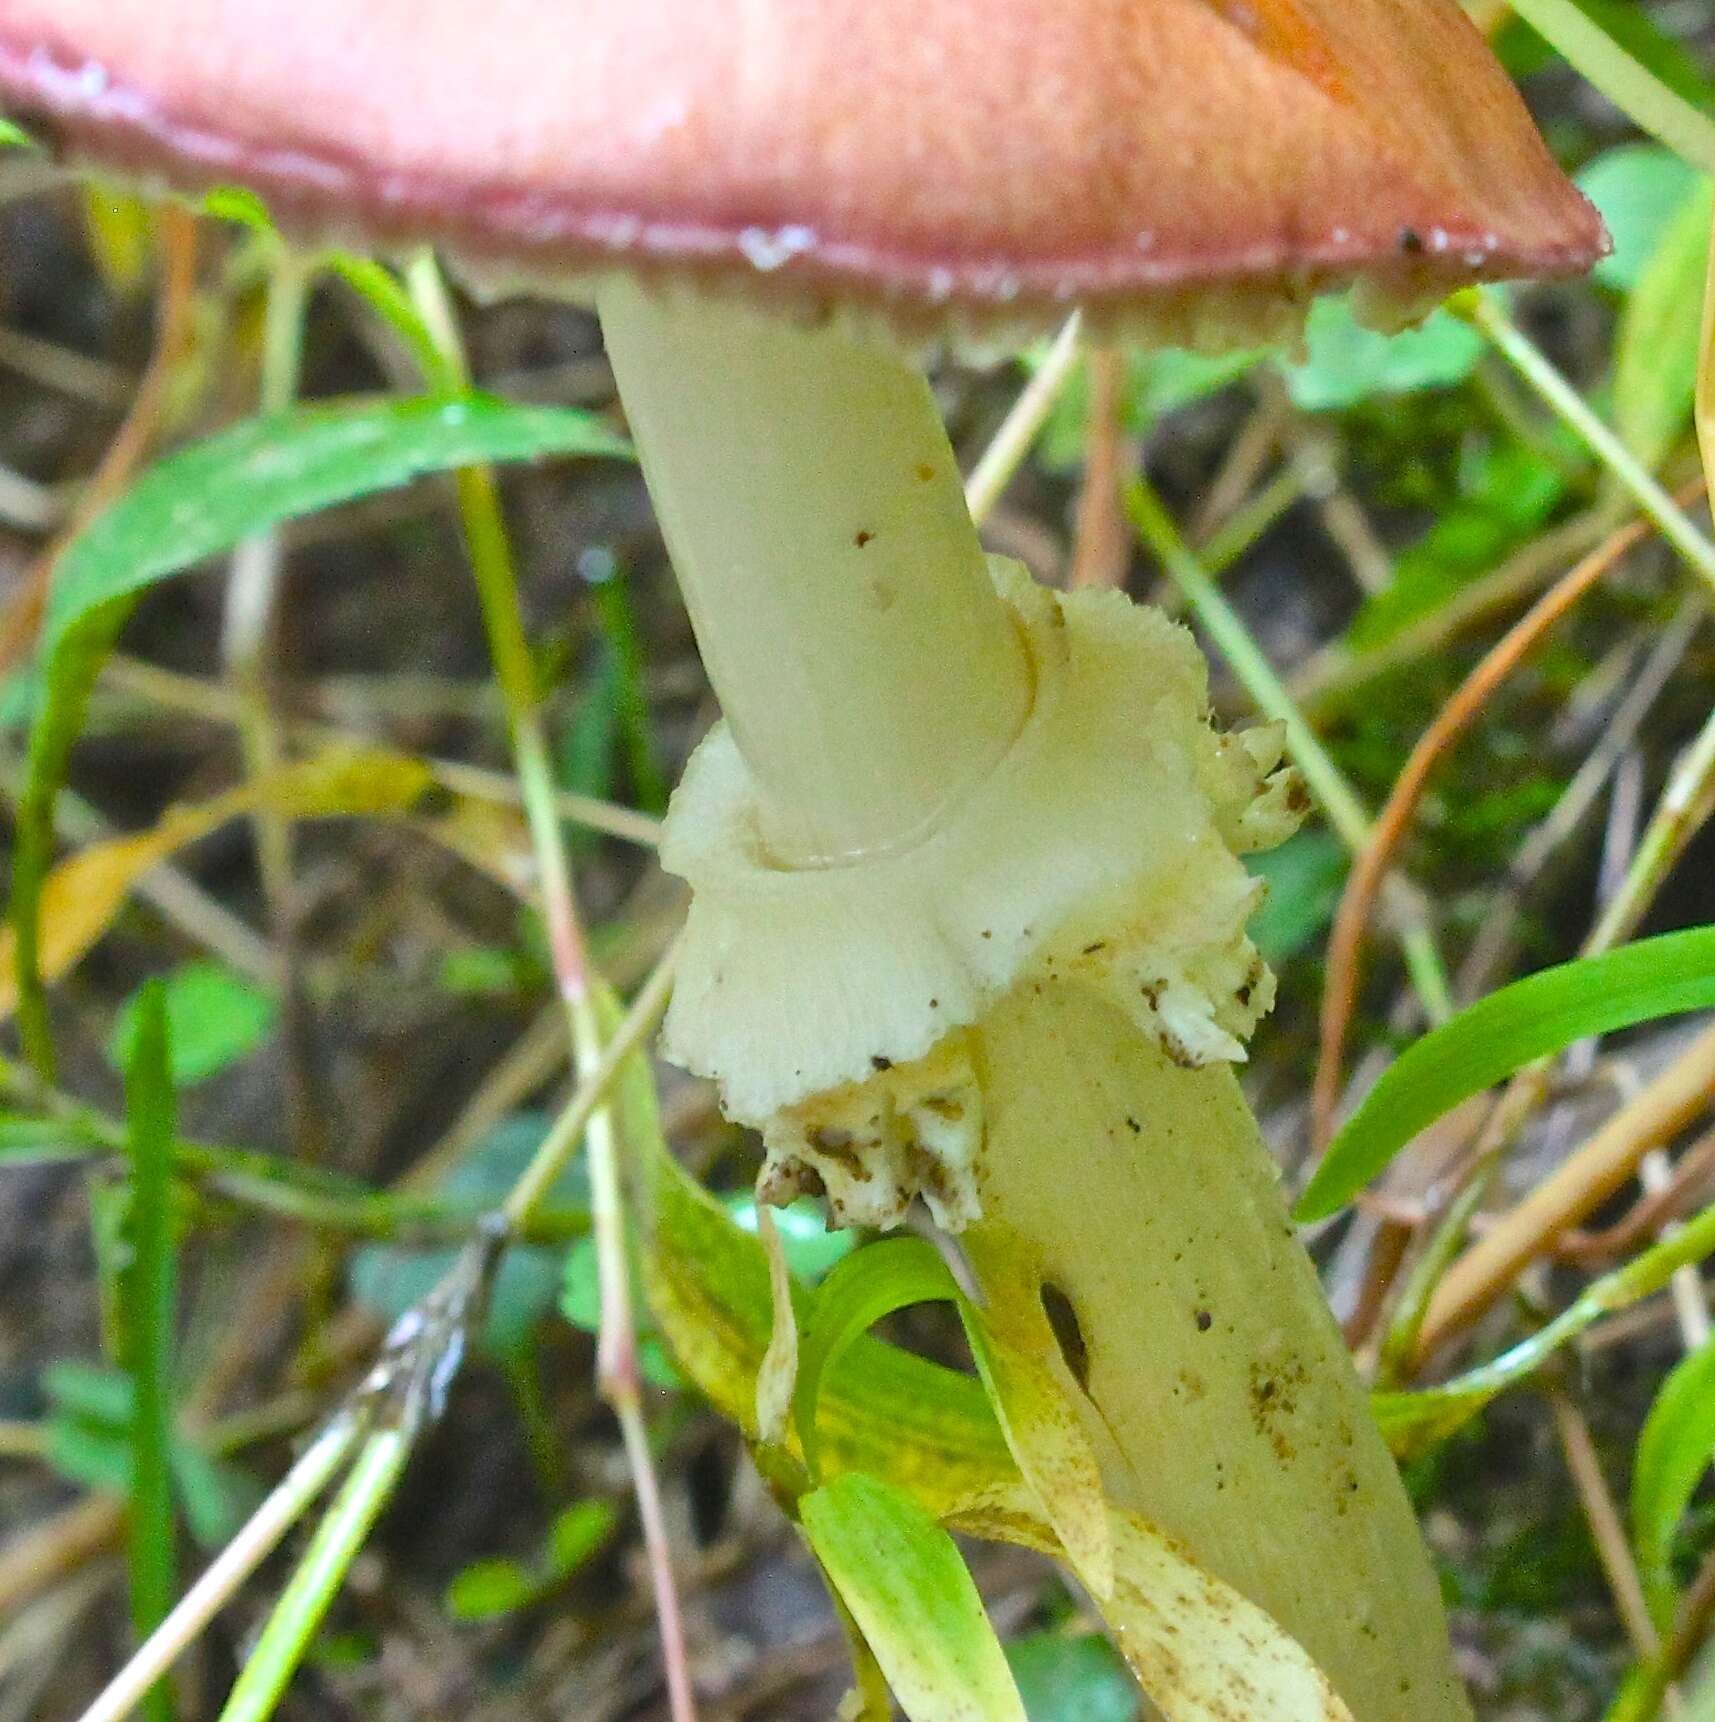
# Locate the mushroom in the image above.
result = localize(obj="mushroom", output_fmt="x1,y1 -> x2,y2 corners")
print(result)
0,3 -> 1605,1716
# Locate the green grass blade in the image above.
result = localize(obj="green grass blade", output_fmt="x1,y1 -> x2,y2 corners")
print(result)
1373,1197 -> 1715,1461
1297,927 -> 1715,1221
585,553 -> 669,816
1508,0 -> 1715,172
793,1237 -> 959,1481
10,393 -> 630,1073
1632,1332 -> 1715,1629
321,255 -> 448,384
801,1471 -> 1028,1722
215,1429 -> 410,1722
123,981 -> 180,1722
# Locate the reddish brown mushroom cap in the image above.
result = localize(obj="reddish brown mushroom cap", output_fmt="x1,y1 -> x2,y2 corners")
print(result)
0,0 -> 1604,333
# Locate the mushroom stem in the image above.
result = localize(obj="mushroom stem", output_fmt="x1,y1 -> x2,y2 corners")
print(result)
963,989 -> 1473,1722
597,280 -> 1031,865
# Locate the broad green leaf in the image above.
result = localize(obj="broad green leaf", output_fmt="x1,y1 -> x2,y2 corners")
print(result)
545,1499 -> 619,1576
1614,176 -> 1714,467
39,396 -> 624,656
42,1358 -> 137,1426
109,962 -> 278,1087
559,1230 -> 682,1389
1281,295 -> 1481,412
1343,439 -> 1565,653
45,1414 -> 134,1499
793,1237 -> 961,1480
1136,346 -> 1268,417
41,1359 -> 255,1545
435,944 -> 535,998
1577,145 -> 1704,291
1374,1196 -> 1715,1461
443,1502 -> 617,1621
445,1559 -> 537,1622
1247,830 -> 1347,965
1633,1333 -> 1715,1627
801,1471 -> 1027,1722
1007,1633 -> 1140,1722
352,1112 -> 585,1356
11,394 -> 629,1071
1297,927 -> 1715,1220
169,1441 -> 256,1548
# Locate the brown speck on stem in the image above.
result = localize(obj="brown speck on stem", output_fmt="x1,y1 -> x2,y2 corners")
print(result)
853,528 -> 874,547
870,1053 -> 893,1070
914,463 -> 935,482
1398,225 -> 1424,254
1124,1115 -> 1142,1134
1195,1308 -> 1213,1331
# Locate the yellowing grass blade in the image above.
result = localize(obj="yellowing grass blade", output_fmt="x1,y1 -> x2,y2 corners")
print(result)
801,1472 -> 1026,1722
0,749 -> 433,1018
960,1258 -> 1113,1601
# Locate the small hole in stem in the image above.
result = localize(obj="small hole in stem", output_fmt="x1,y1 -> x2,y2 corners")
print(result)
1039,1281 -> 1090,1392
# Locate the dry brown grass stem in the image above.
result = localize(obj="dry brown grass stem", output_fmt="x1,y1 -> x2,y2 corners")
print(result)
1414,1017 -> 1715,1363
0,204 -> 198,677
1068,345 -> 1133,591
1549,1391 -> 1668,1672
1312,481 -> 1706,1150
